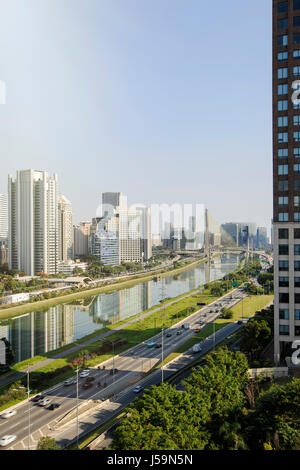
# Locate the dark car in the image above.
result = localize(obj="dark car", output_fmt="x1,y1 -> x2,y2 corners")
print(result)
176,330 -> 182,336
47,403 -> 60,411
155,343 -> 162,348
166,333 -> 172,338
82,382 -> 93,389
31,394 -> 45,403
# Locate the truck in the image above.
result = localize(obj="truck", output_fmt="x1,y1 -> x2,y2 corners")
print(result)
192,344 -> 202,353
183,323 -> 189,329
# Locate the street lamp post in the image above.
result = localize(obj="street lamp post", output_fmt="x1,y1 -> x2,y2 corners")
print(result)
76,367 -> 79,450
27,366 -> 31,451
161,325 -> 164,383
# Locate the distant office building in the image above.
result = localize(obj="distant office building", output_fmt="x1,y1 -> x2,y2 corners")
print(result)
0,194 -> 8,242
118,206 -> 142,263
58,195 -> 73,261
152,234 -> 162,247
91,214 -> 119,266
134,206 -> 152,260
8,170 -> 59,275
256,227 -> 268,249
74,222 -> 91,257
0,242 -> 8,265
102,192 -> 127,216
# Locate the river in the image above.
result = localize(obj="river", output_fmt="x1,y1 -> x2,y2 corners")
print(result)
0,253 -> 241,363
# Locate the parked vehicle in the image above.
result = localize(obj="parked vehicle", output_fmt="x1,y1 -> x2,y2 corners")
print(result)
0,435 -> 17,447
192,344 -> 202,353
0,410 -> 16,419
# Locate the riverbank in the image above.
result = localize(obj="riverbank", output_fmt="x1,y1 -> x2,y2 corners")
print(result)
0,257 -> 205,320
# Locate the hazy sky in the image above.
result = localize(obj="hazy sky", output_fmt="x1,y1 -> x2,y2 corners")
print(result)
0,0 -> 272,230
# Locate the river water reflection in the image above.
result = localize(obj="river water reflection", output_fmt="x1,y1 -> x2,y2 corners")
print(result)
0,254 -> 241,362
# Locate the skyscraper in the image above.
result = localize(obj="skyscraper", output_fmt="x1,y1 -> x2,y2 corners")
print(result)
273,0 -> 300,363
0,194 -> 8,242
58,195 -> 73,261
74,222 -> 91,257
8,170 -> 59,275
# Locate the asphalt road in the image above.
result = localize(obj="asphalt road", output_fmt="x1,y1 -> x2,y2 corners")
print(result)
0,286 -> 248,450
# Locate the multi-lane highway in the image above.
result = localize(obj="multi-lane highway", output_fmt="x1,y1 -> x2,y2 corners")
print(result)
0,286 -> 249,450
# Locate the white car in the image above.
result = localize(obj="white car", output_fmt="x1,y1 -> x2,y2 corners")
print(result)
0,435 -> 17,447
0,410 -> 17,419
39,398 -> 52,407
79,371 -> 90,378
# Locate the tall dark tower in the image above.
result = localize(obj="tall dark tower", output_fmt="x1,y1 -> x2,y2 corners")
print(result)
273,0 -> 300,364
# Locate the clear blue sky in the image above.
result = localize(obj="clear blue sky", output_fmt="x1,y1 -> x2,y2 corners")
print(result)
0,0 -> 272,230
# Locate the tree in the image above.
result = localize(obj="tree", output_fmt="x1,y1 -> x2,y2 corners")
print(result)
73,266 -> 84,276
112,383 -> 211,450
37,436 -> 61,450
239,319 -> 272,361
247,379 -> 300,450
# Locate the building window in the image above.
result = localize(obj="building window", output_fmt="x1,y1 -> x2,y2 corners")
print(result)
295,326 -> 300,336
294,116 -> 300,126
295,196 -> 300,207
278,164 -> 289,174
279,308 -> 289,319
278,116 -> 288,126
295,179 -> 300,190
294,16 -> 300,27
295,0 -> 300,10
295,309 -> 300,320
279,325 -> 290,335
294,148 -> 300,158
279,67 -> 288,79
294,163 -> 300,172
295,277 -> 300,287
279,196 -> 289,205
278,132 -> 288,143
295,260 -> 300,270
295,228 -> 300,238
278,148 -> 288,158
279,228 -> 289,238
279,276 -> 289,287
278,51 -> 288,61
278,84 -> 288,95
279,260 -> 289,270
279,244 -> 289,254
279,292 -> 289,302
295,244 -> 300,255
278,18 -> 288,30
295,212 -> 300,221
294,132 -> 300,142
279,180 -> 289,191
278,1 -> 288,12
294,50 -> 300,59
279,34 -> 288,46
278,100 -> 288,111
279,212 -> 289,222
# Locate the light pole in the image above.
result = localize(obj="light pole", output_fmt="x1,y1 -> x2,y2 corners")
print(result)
76,367 -> 79,450
27,365 -> 31,451
161,325 -> 164,383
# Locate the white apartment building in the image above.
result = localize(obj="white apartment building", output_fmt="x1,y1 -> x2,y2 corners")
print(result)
0,194 -> 8,242
58,195 -> 73,261
8,170 -> 59,275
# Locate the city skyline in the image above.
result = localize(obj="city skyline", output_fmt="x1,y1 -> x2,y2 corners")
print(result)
0,0 -> 272,229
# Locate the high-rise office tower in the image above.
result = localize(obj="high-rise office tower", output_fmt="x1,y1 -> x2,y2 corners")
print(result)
58,195 -> 73,261
8,170 -> 59,275
74,222 -> 91,257
0,194 -> 8,242
273,0 -> 300,363
102,192 -> 127,216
